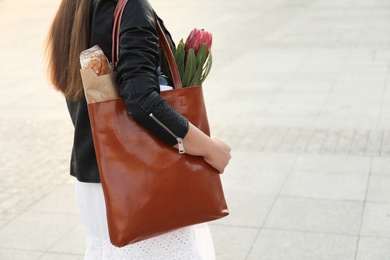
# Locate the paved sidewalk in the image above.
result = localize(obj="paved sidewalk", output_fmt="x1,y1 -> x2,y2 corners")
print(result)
1,0 -> 390,259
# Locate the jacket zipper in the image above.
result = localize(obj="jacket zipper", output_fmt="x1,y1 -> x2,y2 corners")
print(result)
149,113 -> 185,154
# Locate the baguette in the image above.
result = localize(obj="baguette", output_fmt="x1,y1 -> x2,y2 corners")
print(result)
80,45 -> 111,76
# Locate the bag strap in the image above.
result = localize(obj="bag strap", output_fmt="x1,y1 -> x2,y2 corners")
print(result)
112,0 -> 183,89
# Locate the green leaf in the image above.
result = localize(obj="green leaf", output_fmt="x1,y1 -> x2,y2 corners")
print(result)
183,48 -> 196,87
174,40 -> 185,80
196,43 -> 207,68
200,53 -> 212,85
188,44 -> 208,86
189,62 -> 202,86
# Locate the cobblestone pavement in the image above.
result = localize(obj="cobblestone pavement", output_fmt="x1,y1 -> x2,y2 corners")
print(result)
217,125 -> 390,156
1,0 -> 390,259
0,119 -> 72,228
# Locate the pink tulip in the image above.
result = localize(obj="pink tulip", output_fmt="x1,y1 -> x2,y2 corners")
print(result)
184,28 -> 213,55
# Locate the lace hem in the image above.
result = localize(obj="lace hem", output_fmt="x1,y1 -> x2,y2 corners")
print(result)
84,225 -> 210,260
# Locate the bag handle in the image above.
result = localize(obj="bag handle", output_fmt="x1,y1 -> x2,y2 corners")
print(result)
112,0 -> 183,89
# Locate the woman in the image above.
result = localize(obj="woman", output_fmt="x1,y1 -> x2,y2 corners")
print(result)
46,0 -> 231,259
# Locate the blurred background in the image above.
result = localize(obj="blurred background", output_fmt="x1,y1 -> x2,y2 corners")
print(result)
1,0 -> 390,259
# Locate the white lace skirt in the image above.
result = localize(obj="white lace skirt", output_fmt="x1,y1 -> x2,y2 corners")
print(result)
76,181 -> 216,260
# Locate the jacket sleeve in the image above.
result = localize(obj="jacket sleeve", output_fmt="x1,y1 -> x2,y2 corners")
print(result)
115,0 -> 189,146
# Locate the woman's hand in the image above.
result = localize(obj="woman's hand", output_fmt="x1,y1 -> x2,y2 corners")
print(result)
178,123 -> 232,173
203,137 -> 231,173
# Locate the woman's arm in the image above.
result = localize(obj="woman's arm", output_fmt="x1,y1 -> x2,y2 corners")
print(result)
116,0 -> 231,172
116,0 -> 189,147
176,123 -> 231,173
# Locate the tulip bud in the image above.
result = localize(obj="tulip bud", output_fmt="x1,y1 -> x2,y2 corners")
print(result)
184,28 -> 212,55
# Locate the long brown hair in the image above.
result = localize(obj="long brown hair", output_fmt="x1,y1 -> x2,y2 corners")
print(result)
46,0 -> 92,101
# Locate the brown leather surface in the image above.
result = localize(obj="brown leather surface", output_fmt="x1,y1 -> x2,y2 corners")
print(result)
88,86 -> 228,246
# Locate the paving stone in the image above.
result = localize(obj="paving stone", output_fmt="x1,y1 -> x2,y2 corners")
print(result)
219,152 -> 295,227
292,154 -> 372,175
48,223 -> 86,256
381,131 -> 390,156
264,197 -> 363,235
28,183 -> 79,215
208,225 -> 259,260
293,129 -> 316,153
350,130 -> 370,155
360,203 -> 390,238
263,127 -> 289,152
0,249 -> 42,260
371,157 -> 390,176
281,170 -> 369,201
0,212 -> 80,251
366,131 -> 384,155
247,229 -> 357,260
306,129 -> 328,153
366,175 -> 390,204
0,119 -> 73,229
278,128 -> 302,151
38,253 -> 83,260
221,125 -> 390,156
321,129 -> 342,153
356,237 -> 390,260
335,129 -> 356,154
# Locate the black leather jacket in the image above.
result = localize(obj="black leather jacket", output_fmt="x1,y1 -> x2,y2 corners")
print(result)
66,0 -> 189,182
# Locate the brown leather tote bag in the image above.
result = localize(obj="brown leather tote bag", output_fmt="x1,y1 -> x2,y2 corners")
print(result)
84,0 -> 229,247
